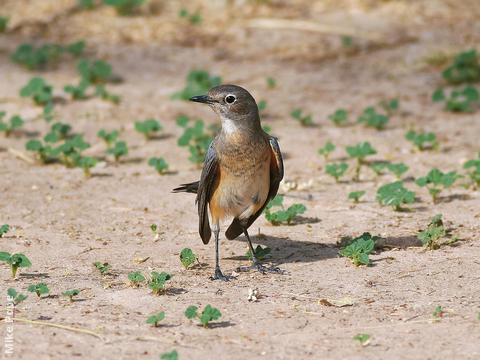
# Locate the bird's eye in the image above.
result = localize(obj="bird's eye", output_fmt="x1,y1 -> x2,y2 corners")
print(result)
225,95 -> 236,104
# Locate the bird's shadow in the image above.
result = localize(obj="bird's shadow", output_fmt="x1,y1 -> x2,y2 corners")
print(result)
231,234 -> 338,265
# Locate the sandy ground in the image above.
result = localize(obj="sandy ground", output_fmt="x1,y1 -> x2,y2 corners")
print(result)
1,1 -> 480,359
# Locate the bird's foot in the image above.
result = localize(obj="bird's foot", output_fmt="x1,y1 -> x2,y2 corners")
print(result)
236,261 -> 287,275
210,267 -> 234,281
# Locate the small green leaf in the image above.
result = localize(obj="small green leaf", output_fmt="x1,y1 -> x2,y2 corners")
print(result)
185,306 -> 198,319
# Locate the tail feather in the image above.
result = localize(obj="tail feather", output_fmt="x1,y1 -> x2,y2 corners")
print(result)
172,181 -> 199,194
225,218 -> 243,240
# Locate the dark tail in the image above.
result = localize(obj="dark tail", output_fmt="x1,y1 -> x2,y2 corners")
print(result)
172,181 -> 199,194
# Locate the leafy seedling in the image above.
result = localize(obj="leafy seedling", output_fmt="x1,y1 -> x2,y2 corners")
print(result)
11,42 -> 85,70
179,9 -> 202,24
257,100 -> 267,112
48,122 -> 72,141
379,98 -> 399,115
128,271 -> 145,286
185,304 -> 221,328
95,84 -> 120,104
0,16 -> 9,32
0,252 -> 32,278
148,157 -> 169,175
433,86 -> 479,112
464,152 -> 480,188
266,77 -> 276,89
357,107 -> 389,130
77,156 -> 98,178
146,311 -> 165,327
348,190 -> 365,203
405,130 -> 438,151
376,181 -> 415,211
442,49 -> 480,84
172,70 -> 221,101
338,232 -> 379,266
43,103 -> 54,122
103,0 -> 145,15
64,79 -> 90,100
0,224 -> 10,237
353,334 -> 371,346
135,119 -> 162,140
98,129 -> 119,148
433,305 -> 443,318
328,109 -> 348,126
150,224 -> 158,233
149,271 -> 172,295
176,116 -> 216,165
0,114 -> 24,137
246,245 -> 271,261
61,289 -> 80,302
107,141 -> 128,162
7,288 -> 28,305
262,125 -> 271,134
318,141 -> 335,160
291,108 -> 313,126
346,142 -> 377,181
161,350 -> 178,360
27,283 -> 49,298
20,77 -> 53,106
264,194 -> 306,225
415,169 -> 460,203
25,139 -> 55,164
93,261 -> 109,275
54,134 -> 90,167
386,163 -> 409,179
180,248 -> 195,269
418,214 -> 446,250
370,162 -> 389,176
325,162 -> 348,183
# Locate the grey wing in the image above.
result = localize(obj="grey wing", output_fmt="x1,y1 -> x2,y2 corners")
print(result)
225,136 -> 284,240
196,143 -> 219,244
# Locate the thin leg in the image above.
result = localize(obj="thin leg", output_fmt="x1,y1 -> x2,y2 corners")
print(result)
236,228 -> 286,274
210,228 -> 233,281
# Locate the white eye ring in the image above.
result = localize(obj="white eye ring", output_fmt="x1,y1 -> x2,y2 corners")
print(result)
225,94 -> 236,104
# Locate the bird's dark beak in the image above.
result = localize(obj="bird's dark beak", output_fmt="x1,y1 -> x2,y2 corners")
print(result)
189,95 -> 216,105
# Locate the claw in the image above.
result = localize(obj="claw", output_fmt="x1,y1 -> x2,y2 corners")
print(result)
210,267 -> 234,281
236,261 -> 286,275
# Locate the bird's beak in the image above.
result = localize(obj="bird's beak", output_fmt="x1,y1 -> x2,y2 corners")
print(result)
189,95 -> 216,105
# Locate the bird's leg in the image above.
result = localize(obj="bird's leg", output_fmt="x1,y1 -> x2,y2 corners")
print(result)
236,228 -> 286,274
210,227 -> 233,281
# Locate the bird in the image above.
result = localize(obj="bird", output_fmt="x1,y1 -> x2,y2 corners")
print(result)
173,84 -> 284,281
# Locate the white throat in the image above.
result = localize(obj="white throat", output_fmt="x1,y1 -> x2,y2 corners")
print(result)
220,116 -> 240,135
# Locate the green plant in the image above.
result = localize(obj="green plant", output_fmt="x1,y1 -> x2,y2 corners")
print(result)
0,16 -> 9,32
79,59 -> 112,83
172,70 -> 221,101
262,125 -> 271,134
433,305 -> 443,318
77,156 -> 98,178
185,305 -> 221,328
0,113 -> 24,137
179,9 -> 202,24
107,141 -> 128,162
135,119 -> 162,139
338,232 -> 379,266
27,283 -> 49,298
103,0 -> 145,15
376,181 -> 415,211
20,77 -> 53,106
415,169 -> 460,203
43,103 -> 54,122
386,163 -> 409,179
405,130 -> 438,151
378,98 -> 399,115
0,252 -> 32,278
79,0 -> 95,10
246,245 -> 271,261
257,100 -> 267,112
357,107 -> 389,130
318,141 -> 335,160
64,79 -> 90,100
150,224 -> 157,233
328,109 -> 348,126
346,142 -> 377,181
93,261 -> 109,275
161,350 -> 178,360
0,224 -> 9,237
266,77 -> 276,89
98,129 -> 119,148
370,162 -> 389,175
148,157 -> 169,174
348,190 -> 365,203
95,84 -> 120,104
325,162 -> 348,182
128,271 -> 145,286
291,108 -> 313,126
464,152 -> 480,188
264,194 -> 306,225
353,334 -> 371,345
25,139 -> 55,164
61,289 -> 80,302
442,49 -> 480,84
432,86 -> 479,112
47,122 -> 72,141
7,288 -> 28,305
146,311 -> 165,327
11,42 -> 85,70
149,271 -> 172,295
180,248 -> 195,269
176,116 -> 216,165
418,214 -> 446,250
54,134 -> 91,167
